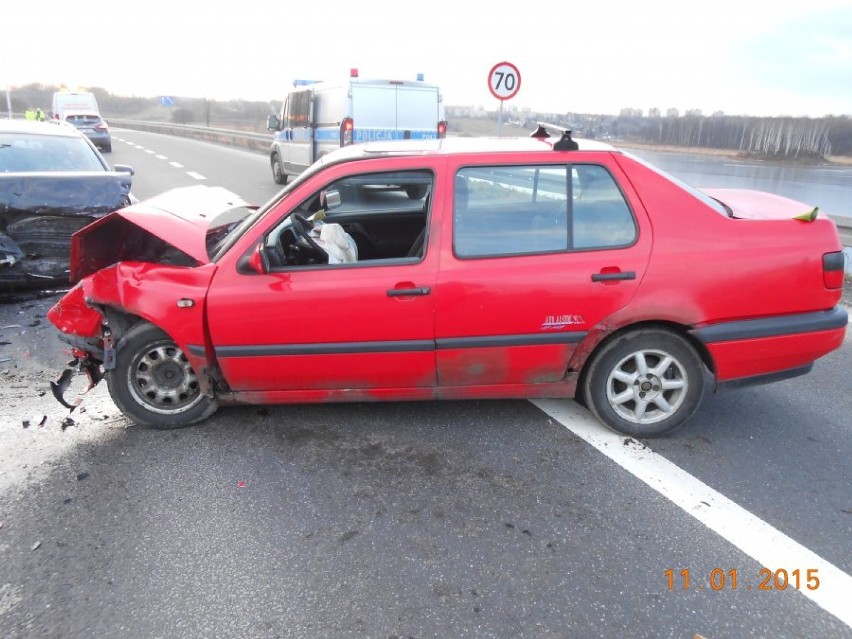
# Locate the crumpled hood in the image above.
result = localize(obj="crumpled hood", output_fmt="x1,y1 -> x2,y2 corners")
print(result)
699,188 -> 822,220
70,185 -> 251,282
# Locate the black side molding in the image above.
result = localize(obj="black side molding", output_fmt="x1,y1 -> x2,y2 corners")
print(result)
716,364 -> 813,390
691,306 -> 848,344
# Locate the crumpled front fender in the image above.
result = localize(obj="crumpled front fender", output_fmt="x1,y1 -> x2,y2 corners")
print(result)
48,283 -> 104,340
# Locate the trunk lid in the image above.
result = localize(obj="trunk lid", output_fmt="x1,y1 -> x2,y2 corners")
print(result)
699,188 -> 823,221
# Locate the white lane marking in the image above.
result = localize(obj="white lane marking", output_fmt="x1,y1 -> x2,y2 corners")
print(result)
169,161 -> 184,168
155,154 -> 168,160
532,398 -> 852,628
145,149 -> 155,154
186,171 -> 206,180
133,145 -> 145,150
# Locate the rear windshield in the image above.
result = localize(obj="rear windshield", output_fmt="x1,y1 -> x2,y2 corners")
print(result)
0,133 -> 105,172
623,151 -> 731,217
65,115 -> 103,125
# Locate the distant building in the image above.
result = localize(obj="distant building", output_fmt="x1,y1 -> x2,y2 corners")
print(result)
619,107 -> 643,117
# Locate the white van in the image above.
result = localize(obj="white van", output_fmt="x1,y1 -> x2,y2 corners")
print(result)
266,73 -> 446,185
51,91 -> 100,121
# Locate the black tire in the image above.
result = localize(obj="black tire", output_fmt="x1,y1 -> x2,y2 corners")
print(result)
106,322 -> 218,428
102,143 -> 112,153
271,153 -> 288,185
583,329 -> 706,437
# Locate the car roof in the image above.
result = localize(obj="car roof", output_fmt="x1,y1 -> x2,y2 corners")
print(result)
319,134 -> 621,167
0,119 -> 86,139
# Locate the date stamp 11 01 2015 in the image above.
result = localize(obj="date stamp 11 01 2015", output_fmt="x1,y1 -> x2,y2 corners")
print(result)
665,568 -> 820,592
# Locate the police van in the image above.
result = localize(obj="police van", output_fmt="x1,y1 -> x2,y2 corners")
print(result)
266,71 -> 446,185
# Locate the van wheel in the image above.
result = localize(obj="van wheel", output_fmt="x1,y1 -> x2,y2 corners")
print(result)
106,322 -> 218,428
583,329 -> 706,437
271,153 -> 288,185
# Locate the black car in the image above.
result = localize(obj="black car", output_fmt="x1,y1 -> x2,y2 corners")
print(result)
0,120 -> 134,289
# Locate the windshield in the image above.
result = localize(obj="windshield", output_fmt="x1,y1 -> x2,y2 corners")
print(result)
205,205 -> 260,260
0,132 -> 106,172
622,151 -> 732,217
208,153 -> 339,261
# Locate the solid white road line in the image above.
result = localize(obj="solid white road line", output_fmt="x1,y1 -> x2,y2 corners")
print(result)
532,398 -> 852,629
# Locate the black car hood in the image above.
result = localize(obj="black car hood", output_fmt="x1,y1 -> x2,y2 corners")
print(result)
0,172 -> 132,289
0,172 -> 131,215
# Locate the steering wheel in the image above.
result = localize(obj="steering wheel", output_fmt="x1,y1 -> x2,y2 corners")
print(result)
290,213 -> 325,255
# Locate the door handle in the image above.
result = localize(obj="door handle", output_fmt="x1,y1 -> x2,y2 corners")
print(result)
592,271 -> 636,282
387,287 -> 431,297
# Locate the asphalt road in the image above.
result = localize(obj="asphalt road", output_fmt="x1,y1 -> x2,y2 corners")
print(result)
0,130 -> 849,639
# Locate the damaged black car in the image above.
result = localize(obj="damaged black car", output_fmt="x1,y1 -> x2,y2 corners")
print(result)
0,120 -> 134,290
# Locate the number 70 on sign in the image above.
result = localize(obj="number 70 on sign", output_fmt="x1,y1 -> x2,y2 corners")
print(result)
488,62 -> 521,101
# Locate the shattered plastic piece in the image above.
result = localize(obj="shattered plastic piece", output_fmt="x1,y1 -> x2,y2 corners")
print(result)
38,415 -> 47,427
22,420 -> 30,429
31,540 -> 41,551
50,360 -> 102,410
61,417 -> 75,431
237,481 -> 246,488
76,472 -> 90,481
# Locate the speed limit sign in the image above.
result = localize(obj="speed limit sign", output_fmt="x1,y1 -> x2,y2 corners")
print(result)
488,62 -> 521,101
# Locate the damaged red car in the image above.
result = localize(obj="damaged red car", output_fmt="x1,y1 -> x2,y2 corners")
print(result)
47,129 -> 848,436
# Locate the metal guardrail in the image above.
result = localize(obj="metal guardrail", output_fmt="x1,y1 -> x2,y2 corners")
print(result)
109,118 -> 272,152
110,118 -> 852,244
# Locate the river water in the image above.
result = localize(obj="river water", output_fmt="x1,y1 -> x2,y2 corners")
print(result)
623,147 -> 852,270
623,147 -> 852,220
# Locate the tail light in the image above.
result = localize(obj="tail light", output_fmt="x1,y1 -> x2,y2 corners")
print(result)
95,122 -> 108,131
437,120 -> 447,138
823,251 -> 845,289
340,117 -> 354,146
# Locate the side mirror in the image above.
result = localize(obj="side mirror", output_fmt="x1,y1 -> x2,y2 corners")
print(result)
247,242 -> 270,274
322,188 -> 341,211
266,115 -> 280,131
114,164 -> 135,176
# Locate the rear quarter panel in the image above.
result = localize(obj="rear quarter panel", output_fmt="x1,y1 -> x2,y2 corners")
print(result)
612,154 -> 842,324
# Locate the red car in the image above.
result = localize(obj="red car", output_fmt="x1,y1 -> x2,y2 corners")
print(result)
47,128 -> 848,436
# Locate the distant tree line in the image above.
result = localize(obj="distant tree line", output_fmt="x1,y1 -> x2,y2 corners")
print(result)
6,83 -> 275,132
535,111 -> 852,160
625,114 -> 845,160
9,83 -> 852,159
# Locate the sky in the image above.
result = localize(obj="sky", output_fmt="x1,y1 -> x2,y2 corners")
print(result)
2,0 -> 851,117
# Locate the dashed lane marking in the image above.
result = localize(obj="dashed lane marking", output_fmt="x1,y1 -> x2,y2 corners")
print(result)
186,171 -> 206,180
532,398 -> 852,629
169,161 -> 184,168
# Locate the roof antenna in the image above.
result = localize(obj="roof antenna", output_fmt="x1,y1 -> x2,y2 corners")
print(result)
553,129 -> 579,151
530,124 -> 549,139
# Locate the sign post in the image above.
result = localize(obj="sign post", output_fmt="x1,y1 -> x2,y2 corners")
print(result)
487,61 -> 521,135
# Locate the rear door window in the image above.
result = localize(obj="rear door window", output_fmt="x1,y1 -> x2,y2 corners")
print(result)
453,164 -> 636,258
